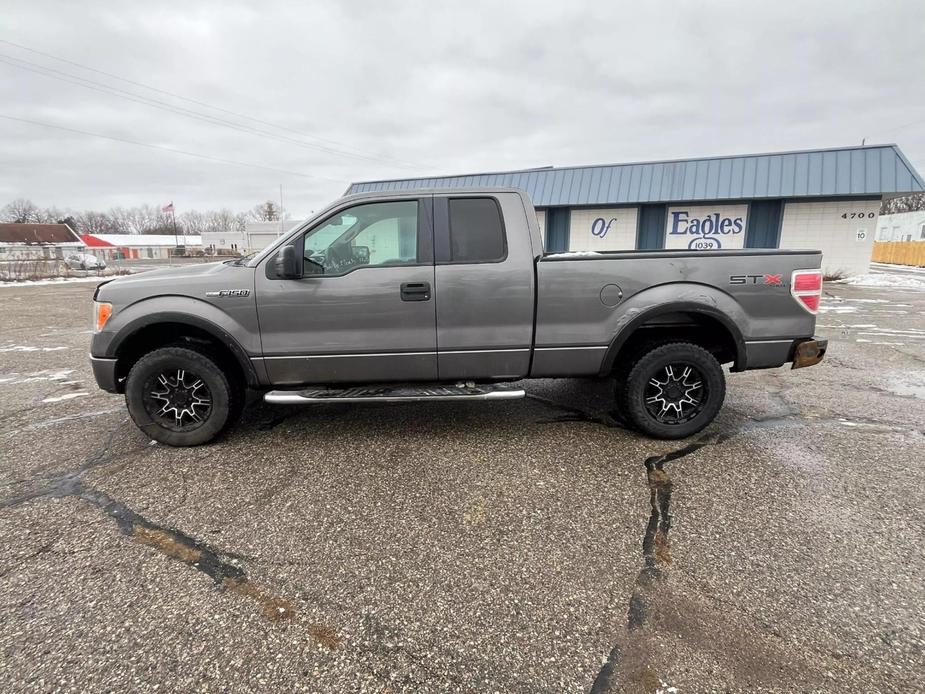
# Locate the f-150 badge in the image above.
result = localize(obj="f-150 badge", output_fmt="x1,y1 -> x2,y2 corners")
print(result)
206,289 -> 250,297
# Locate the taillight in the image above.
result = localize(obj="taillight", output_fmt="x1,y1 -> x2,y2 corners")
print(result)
791,270 -> 822,314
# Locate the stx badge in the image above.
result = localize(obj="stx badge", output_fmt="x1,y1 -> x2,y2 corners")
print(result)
729,274 -> 786,286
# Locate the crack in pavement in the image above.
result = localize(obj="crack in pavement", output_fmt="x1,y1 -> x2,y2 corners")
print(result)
589,432 -> 732,693
583,408 -> 909,693
0,423 -> 337,641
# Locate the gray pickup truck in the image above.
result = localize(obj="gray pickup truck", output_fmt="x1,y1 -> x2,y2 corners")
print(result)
90,188 -> 827,446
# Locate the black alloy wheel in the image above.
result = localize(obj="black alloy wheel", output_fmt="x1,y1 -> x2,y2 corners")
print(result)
125,346 -> 235,446
143,368 -> 213,431
619,342 -> 726,440
643,363 -> 707,425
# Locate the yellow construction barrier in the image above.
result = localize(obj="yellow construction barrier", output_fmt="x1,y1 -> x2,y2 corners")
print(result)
871,241 -> 925,267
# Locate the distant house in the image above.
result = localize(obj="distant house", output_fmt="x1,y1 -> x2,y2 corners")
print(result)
81,234 -> 203,260
0,223 -> 85,260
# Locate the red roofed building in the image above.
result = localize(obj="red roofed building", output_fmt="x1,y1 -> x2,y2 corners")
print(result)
80,234 -> 203,260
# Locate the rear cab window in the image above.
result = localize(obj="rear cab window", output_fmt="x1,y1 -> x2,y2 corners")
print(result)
447,197 -> 506,263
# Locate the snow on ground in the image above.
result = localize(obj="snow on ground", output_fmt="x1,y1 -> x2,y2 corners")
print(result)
0,345 -> 69,353
836,273 -> 925,290
870,262 -> 925,275
0,370 -> 75,385
0,276 -> 106,287
41,392 -> 89,403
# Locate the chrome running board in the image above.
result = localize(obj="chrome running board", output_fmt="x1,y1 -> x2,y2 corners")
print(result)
264,383 -> 525,405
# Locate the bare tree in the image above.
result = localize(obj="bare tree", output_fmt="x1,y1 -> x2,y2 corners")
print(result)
248,200 -> 288,221
1,198 -> 42,223
2,199 -> 285,234
75,210 -> 118,235
179,209 -> 207,235
203,208 -> 241,233
881,193 -> 925,215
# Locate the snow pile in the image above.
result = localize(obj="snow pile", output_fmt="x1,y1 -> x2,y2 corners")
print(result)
835,274 -> 925,290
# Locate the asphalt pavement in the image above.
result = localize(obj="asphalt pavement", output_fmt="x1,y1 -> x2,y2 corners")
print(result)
0,275 -> 923,692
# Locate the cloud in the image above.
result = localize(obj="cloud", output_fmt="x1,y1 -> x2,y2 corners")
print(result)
1,0 -> 923,217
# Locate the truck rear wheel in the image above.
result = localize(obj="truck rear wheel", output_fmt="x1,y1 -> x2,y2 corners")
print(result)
125,346 -> 233,446
618,342 -> 725,440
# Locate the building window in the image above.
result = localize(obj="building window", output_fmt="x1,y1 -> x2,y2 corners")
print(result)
920,224 -> 925,240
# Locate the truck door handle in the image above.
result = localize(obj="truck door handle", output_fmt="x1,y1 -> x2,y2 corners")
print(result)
400,282 -> 431,301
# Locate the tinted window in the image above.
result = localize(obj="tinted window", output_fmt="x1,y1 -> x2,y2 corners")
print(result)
448,198 -> 505,263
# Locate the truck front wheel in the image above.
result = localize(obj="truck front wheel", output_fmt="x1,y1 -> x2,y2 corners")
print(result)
125,346 -> 234,446
619,342 -> 725,440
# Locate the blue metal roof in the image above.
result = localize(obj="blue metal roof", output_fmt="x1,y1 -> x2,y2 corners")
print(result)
347,145 -> 925,207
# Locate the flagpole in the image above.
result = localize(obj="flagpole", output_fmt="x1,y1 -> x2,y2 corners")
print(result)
170,203 -> 178,249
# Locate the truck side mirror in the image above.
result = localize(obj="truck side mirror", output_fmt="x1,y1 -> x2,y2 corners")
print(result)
275,244 -> 301,279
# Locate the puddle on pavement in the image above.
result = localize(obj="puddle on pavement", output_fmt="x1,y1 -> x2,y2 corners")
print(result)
884,373 -> 925,400
526,393 -> 626,429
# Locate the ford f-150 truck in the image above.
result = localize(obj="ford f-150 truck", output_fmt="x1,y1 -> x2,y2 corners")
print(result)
90,188 -> 827,446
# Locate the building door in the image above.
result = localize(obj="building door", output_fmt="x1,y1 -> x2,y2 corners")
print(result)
255,196 -> 437,385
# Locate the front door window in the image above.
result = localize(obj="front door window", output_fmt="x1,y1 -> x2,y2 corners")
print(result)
302,200 -> 418,275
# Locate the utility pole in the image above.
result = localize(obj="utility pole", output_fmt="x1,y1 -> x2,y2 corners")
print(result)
279,184 -> 284,237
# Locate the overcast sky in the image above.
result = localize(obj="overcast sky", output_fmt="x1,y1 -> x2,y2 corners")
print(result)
1,0 -> 923,217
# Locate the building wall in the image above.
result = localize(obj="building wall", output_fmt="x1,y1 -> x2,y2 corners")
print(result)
568,207 -> 638,251
202,230 -> 246,251
877,210 -> 925,242
245,231 -> 280,251
0,243 -> 84,260
534,197 -> 881,275
664,203 -> 748,251
778,200 -> 879,276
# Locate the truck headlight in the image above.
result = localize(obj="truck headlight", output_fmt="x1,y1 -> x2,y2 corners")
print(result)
94,302 -> 113,332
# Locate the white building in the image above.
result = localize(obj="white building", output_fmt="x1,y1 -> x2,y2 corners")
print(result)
202,219 -> 305,255
348,144 -> 925,277
877,210 -> 925,242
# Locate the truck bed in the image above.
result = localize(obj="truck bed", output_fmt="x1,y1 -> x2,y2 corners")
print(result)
531,247 -> 823,376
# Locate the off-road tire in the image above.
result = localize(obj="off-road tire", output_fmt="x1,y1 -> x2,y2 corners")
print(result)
125,346 -> 232,446
618,342 -> 725,440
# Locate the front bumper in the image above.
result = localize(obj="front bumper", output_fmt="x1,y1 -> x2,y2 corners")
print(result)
90,355 -> 120,393
791,337 -> 828,369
